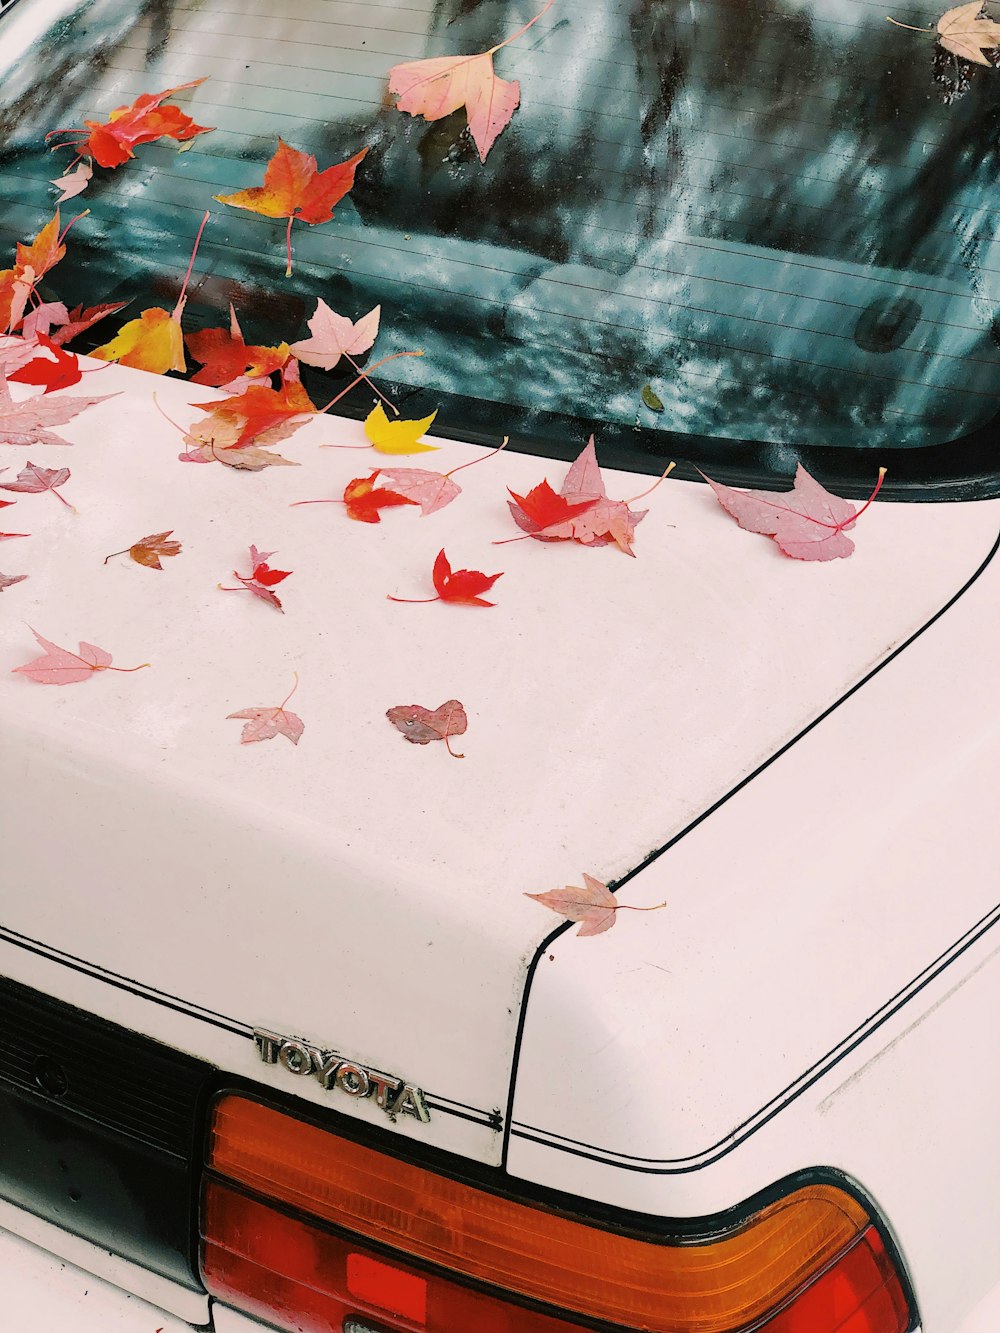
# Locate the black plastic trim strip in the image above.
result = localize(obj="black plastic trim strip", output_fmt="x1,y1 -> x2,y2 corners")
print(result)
500,523 -> 1000,1171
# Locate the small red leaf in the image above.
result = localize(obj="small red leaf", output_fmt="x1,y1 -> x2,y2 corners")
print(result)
389,549 -> 502,606
343,471 -> 418,523
8,333 -> 82,393
220,545 -> 292,611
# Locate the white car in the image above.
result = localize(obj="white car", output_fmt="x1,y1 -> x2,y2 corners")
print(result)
1,2 -> 999,1332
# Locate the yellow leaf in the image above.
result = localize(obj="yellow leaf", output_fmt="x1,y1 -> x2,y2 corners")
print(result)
92,307 -> 185,374
364,403 -> 438,455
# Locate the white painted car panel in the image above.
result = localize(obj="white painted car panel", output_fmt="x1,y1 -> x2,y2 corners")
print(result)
1,361 -> 998,1330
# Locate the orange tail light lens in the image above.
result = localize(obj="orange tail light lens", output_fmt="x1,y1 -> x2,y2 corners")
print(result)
201,1093 -> 913,1333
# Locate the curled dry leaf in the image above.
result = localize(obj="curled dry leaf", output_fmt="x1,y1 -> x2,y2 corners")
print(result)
0,571 -> 28,592
388,548 -> 503,606
386,699 -> 468,758
525,873 -> 667,938
290,300 -> 380,371
104,530 -> 182,570
0,461 -> 75,511
701,464 -> 886,561
214,139 -> 368,275
228,675 -> 304,746
12,628 -> 149,685
0,212 -> 67,334
219,544 -> 292,612
388,0 -> 554,162
47,79 -> 212,171
364,403 -> 438,454
0,373 -> 118,446
8,333 -> 81,393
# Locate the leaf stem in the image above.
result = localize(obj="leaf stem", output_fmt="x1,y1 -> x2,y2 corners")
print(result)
151,392 -> 188,437
56,209 -> 90,250
492,533 -> 532,545
345,351 -> 398,415
385,594 -> 440,602
317,350 -> 423,412
444,435 -> 509,478
284,217 -> 295,277
51,489 -> 76,513
279,671 -> 299,710
103,549 -> 129,564
489,0 -> 555,55
174,210 -> 210,319
848,466 -> 887,525
289,497 -> 341,506
105,662 -> 151,673
624,460 -> 675,504
884,17 -> 933,33
444,734 -> 465,759
614,900 -> 668,913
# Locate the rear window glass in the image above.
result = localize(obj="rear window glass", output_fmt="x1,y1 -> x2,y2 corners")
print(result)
2,0 -> 999,485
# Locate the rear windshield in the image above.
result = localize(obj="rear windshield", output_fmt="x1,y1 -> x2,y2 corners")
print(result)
2,0 -> 1000,494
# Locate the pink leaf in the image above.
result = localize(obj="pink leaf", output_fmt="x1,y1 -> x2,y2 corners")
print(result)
0,373 -> 118,446
51,159 -> 93,202
0,461 -> 75,510
0,570 -> 28,592
12,628 -> 149,685
21,302 -> 69,341
702,464 -> 886,561
524,874 -> 619,937
290,300 -> 380,371
376,466 -> 461,516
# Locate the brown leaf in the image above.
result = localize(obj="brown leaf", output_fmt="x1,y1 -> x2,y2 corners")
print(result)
386,699 -> 468,758
105,531 -> 182,570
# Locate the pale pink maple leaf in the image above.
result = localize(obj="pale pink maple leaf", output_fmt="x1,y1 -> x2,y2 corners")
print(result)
0,462 -> 75,511
12,628 -> 149,685
701,464 -> 886,562
376,466 -> 461,516
525,873 -> 667,938
227,675 -> 304,745
290,300 -> 380,371
0,336 -> 39,375
0,571 -> 28,592
0,373 -> 118,446
21,303 -> 68,342
51,160 -> 93,202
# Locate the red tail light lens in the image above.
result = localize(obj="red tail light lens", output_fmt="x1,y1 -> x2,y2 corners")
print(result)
200,1094 -> 913,1333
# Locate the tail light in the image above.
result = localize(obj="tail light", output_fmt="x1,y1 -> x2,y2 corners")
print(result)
200,1093 -> 913,1333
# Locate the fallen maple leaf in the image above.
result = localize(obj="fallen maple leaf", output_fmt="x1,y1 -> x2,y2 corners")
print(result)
702,464 -> 886,561
219,544 -> 292,611
0,461 -> 75,511
104,530 -> 181,570
12,628 -> 149,685
888,3 -> 1000,65
47,79 -> 212,172
388,0 -> 554,162
525,874 -> 667,938
228,673 -> 304,745
154,395 -> 300,470
0,211 -> 70,334
343,471 -> 418,522
215,139 -> 368,275
0,532 -> 29,541
186,305 -> 290,386
91,211 -> 209,373
49,302 -> 129,347
21,302 -> 68,341
51,159 -> 93,202
0,373 -> 117,446
504,439 -> 673,556
364,402 -> 438,454
386,699 -> 468,758
375,436 -> 509,516
191,376 -> 316,449
388,548 -> 502,606
0,571 -> 28,592
8,333 -> 81,393
290,300 -> 380,371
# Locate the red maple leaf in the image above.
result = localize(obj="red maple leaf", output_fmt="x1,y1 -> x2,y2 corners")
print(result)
8,333 -> 81,393
192,377 -> 315,449
215,139 -> 368,274
47,79 -> 212,170
186,306 -> 290,387
343,472 -> 418,523
0,461 -> 75,510
48,302 -> 129,346
386,699 -> 468,758
388,548 -> 503,606
507,478 -> 598,532
219,545 -> 292,612
702,464 -> 886,561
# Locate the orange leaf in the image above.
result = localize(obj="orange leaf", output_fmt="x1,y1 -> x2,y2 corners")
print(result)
215,139 -> 368,274
104,531 -> 182,571
186,316 -> 289,387
53,79 -> 214,170
192,378 -> 315,448
0,212 -> 67,333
